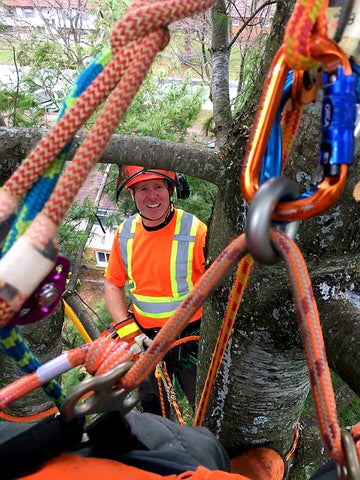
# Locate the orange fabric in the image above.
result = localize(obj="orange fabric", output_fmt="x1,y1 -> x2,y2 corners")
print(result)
19,453 -> 177,480
230,448 -> 285,480
177,466 -> 251,479
105,209 -> 207,329
18,454 -> 252,480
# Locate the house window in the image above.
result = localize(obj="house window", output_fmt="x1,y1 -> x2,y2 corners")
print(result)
94,208 -> 108,225
23,7 -> 35,17
231,17 -> 239,26
95,251 -> 110,267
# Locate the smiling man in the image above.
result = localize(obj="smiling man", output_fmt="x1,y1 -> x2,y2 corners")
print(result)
104,165 -> 207,416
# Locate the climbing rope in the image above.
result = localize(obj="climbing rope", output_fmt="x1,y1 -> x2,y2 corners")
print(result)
0,0 -> 359,475
155,361 -> 185,425
0,0 -> 216,412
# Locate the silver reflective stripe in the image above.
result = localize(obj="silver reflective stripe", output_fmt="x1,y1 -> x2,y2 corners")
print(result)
172,210 -> 197,296
132,295 -> 187,317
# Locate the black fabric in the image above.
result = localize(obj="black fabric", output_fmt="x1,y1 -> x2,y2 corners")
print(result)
0,415 -> 84,479
77,411 -> 231,475
0,410 -> 231,478
85,410 -> 147,454
140,319 -> 201,416
309,461 -> 337,480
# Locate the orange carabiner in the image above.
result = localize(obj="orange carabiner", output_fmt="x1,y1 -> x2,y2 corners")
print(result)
241,34 -> 354,222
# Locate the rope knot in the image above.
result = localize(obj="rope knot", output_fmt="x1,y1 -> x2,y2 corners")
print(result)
283,0 -> 328,70
85,336 -> 133,377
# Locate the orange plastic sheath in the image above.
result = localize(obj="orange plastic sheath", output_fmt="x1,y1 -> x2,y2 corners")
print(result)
194,253 -> 253,426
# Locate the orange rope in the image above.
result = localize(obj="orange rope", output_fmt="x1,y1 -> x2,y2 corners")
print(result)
284,0 -> 328,70
170,335 -> 200,350
0,406 -> 58,422
155,363 -> 167,418
194,254 -> 253,426
161,362 -> 185,425
285,422 -> 301,461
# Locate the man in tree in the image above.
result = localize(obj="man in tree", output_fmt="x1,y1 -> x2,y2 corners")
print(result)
104,165 -> 207,416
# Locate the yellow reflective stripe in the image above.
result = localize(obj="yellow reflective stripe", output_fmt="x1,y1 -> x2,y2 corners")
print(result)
190,216 -> 199,236
170,240 -> 179,297
127,216 -> 139,294
174,209 -> 183,235
117,322 -> 139,338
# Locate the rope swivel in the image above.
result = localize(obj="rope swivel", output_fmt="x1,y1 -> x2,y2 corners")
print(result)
245,176 -> 299,265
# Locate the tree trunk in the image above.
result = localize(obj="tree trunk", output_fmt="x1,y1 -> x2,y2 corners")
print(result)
210,0 -> 232,148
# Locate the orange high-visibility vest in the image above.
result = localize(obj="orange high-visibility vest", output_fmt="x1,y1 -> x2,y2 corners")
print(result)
105,209 -> 207,329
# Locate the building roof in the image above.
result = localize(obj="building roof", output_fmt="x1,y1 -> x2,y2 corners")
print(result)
3,0 -> 96,9
75,166 -> 119,212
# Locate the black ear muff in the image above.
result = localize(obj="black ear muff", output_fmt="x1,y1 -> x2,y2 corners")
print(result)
176,174 -> 190,199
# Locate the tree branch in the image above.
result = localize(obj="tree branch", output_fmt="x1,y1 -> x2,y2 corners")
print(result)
0,127 -> 223,186
228,0 -> 277,50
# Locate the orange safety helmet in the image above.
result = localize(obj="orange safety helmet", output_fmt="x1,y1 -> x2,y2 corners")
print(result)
116,165 -> 190,201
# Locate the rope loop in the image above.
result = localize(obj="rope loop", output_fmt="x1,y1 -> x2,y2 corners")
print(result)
283,0 -> 328,70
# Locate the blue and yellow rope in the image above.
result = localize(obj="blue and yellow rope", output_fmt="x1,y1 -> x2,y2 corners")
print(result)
0,48 -> 113,407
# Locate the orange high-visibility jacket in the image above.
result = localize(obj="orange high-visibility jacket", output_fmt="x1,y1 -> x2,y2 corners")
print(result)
105,209 -> 207,329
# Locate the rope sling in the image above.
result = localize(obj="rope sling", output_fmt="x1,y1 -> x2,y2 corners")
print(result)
0,0 -> 359,476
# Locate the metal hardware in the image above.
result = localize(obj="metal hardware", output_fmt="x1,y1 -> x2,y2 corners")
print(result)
10,255 -> 70,325
60,361 -> 149,423
336,429 -> 360,480
241,34 -> 355,222
246,176 -> 299,265
320,66 -> 356,175
38,283 -> 58,307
